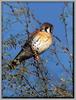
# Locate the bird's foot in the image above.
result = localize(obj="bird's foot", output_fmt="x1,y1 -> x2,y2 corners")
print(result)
33,51 -> 40,61
34,54 -> 40,61
31,47 -> 40,61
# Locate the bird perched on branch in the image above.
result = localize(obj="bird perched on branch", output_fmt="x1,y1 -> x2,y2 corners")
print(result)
9,22 -> 53,69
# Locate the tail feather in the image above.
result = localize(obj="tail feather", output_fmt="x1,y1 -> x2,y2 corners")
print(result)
9,43 -> 33,69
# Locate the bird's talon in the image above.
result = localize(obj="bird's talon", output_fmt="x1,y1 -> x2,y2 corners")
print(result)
34,55 -> 40,61
36,56 -> 39,61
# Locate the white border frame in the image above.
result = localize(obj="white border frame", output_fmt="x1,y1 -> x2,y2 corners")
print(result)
0,0 -> 75,100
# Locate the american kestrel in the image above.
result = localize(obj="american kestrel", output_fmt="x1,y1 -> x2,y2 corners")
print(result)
9,22 -> 53,69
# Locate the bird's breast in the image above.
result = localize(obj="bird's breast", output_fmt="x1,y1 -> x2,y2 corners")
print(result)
31,31 -> 52,53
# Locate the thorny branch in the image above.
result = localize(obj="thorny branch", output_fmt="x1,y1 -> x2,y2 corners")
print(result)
60,3 -> 73,61
50,41 -> 72,78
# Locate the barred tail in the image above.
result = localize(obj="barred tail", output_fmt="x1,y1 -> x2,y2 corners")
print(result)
9,44 -> 33,69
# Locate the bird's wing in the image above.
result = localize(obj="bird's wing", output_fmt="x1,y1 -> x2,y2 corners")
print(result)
29,29 -> 40,39
9,29 -> 40,69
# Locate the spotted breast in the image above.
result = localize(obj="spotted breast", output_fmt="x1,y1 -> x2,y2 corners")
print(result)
31,31 -> 52,53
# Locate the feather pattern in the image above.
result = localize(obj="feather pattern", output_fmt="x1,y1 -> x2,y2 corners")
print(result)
9,22 -> 53,69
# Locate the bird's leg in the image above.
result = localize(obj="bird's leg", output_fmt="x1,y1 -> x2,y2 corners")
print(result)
33,50 -> 40,61
31,47 -> 40,61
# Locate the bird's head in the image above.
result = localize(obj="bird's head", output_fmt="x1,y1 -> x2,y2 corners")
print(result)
40,22 -> 53,33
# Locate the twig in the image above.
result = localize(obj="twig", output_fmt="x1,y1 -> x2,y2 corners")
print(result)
55,52 -> 71,75
3,2 -> 23,24
29,45 -> 49,96
53,86 -> 73,97
21,75 -> 41,97
60,3 -> 72,60
26,3 -> 42,25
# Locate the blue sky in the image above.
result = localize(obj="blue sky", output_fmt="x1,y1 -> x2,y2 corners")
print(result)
2,2 -> 73,97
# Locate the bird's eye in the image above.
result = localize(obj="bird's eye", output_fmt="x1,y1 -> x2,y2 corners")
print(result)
41,27 -> 51,33
45,28 -> 47,32
45,27 -> 48,32
45,27 -> 51,33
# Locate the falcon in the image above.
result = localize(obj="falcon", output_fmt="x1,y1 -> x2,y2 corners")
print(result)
9,22 -> 53,69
